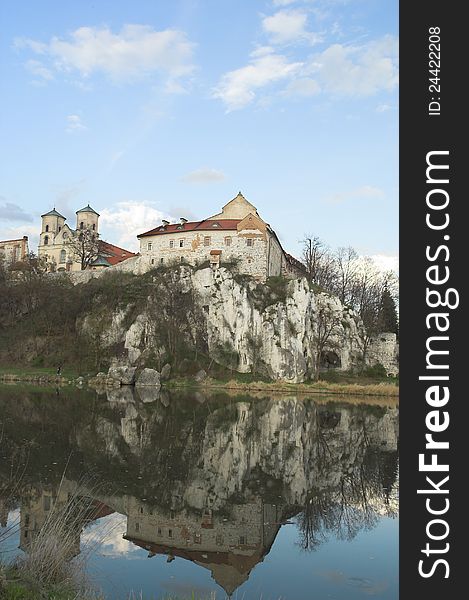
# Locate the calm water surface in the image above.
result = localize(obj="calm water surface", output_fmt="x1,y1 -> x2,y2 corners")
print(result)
0,386 -> 398,599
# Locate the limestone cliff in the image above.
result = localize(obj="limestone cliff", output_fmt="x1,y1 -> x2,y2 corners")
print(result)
77,264 -> 398,382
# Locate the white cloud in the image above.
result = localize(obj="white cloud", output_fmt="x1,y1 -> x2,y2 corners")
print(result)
25,59 -> 54,81
370,254 -> 399,274
212,48 -> 302,110
262,10 -> 315,45
309,35 -> 398,96
283,77 -> 320,97
81,513 -> 142,558
376,103 -> 395,113
99,201 -> 175,251
324,185 -> 385,205
181,168 -> 226,184
65,114 -> 87,133
16,24 -> 195,85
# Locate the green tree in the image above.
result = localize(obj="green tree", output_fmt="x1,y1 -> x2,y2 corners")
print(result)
377,287 -> 399,335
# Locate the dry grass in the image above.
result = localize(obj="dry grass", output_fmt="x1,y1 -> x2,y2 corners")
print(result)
171,376 -> 399,400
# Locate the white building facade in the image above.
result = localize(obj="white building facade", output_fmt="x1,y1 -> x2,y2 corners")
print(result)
138,192 -> 303,281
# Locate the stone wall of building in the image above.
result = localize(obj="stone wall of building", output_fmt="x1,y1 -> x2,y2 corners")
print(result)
0,236 -> 29,267
140,228 -> 273,280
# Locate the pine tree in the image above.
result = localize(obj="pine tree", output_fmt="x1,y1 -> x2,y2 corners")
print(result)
377,287 -> 399,336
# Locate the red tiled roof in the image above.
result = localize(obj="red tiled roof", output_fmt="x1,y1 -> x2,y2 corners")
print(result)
98,240 -> 138,265
137,219 -> 241,238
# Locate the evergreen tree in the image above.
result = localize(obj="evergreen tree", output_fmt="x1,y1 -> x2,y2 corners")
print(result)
377,287 -> 399,335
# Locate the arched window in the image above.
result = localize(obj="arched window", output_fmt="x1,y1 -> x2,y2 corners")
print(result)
60,249 -> 66,263
80,222 -> 84,230
92,223 -> 96,231
45,224 -> 49,232
44,235 -> 49,245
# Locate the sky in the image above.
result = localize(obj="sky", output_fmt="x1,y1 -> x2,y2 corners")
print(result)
0,0 -> 398,270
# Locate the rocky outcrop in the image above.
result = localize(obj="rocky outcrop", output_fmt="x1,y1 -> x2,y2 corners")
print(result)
77,264 -> 397,382
135,368 -> 161,388
108,366 -> 137,385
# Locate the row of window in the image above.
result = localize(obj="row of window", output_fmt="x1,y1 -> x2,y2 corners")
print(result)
132,523 -> 246,546
44,223 -> 95,233
147,237 -> 254,251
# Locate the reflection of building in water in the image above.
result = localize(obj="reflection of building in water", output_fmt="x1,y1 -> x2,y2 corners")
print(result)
19,480 -> 113,557
124,497 -> 283,596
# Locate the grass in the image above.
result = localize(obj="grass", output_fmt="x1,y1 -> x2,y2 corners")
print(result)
168,375 -> 398,398
0,365 -> 83,380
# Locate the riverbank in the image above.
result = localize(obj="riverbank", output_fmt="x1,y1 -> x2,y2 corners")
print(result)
0,366 -> 398,398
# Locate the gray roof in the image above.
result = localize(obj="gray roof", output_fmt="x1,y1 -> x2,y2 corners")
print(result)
76,204 -> 100,216
41,208 -> 66,219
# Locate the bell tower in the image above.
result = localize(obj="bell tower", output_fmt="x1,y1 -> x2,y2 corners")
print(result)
39,208 -> 66,248
76,205 -> 100,233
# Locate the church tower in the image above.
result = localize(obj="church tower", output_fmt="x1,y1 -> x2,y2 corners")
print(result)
39,208 -> 66,248
76,205 -> 100,233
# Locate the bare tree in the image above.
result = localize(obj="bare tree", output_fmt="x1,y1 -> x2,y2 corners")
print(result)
68,229 -> 100,270
313,301 -> 343,381
301,235 -> 336,291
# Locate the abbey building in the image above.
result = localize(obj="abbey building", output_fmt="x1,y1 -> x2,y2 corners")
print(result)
138,192 -> 304,281
38,205 -> 136,272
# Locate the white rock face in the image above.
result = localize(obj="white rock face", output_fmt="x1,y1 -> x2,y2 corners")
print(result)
79,265 -> 398,382
368,332 -> 399,376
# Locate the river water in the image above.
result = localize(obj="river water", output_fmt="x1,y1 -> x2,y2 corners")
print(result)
0,385 -> 398,599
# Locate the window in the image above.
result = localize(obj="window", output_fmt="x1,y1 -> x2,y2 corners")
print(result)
63,231 -> 68,239
148,242 -> 153,251
135,522 -> 140,532
151,259 -> 155,265
168,529 -> 173,538
179,239 -> 184,248
246,238 -> 253,247
170,511 -> 175,520
212,222 -> 220,228
194,533 -> 202,544
25,514 -> 30,526
157,527 -> 162,535
204,236 -> 211,246
44,236 -> 49,245
169,240 -> 174,248
140,507 -> 144,514
92,224 -> 96,231
45,224 -> 49,232
160,258 -> 164,264
225,237 -> 232,246
180,256 -> 184,263
216,534 -> 223,546
59,249 -> 66,263
239,535 -> 246,545
80,222 -> 84,230
58,226 -> 61,232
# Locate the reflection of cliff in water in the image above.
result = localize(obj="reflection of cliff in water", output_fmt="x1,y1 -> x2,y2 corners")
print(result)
0,387 -> 398,597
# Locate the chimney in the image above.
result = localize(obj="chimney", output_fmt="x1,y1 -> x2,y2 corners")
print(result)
161,219 -> 169,226
180,217 -> 188,224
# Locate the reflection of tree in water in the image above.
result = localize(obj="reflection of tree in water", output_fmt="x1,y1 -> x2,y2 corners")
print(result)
296,444 -> 398,551
0,387 -> 399,594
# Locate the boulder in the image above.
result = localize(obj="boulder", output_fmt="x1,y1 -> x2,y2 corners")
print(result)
108,366 -> 137,385
136,386 -> 161,403
135,368 -> 161,388
160,363 -> 172,381
194,369 -> 207,383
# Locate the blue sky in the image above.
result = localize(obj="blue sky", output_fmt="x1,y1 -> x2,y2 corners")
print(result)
0,0 -> 398,269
